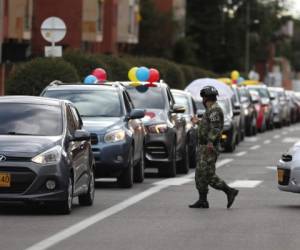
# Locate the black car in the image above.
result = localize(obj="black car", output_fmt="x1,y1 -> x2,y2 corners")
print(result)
42,82 -> 145,188
171,89 -> 198,169
0,96 -> 94,214
123,82 -> 187,177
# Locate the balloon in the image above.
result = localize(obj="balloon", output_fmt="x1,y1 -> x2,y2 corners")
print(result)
148,68 -> 160,83
92,68 -> 107,81
130,81 -> 142,87
231,70 -> 240,81
84,75 -> 98,84
237,77 -> 245,84
136,67 -> 150,82
136,84 -> 149,93
128,67 -> 139,82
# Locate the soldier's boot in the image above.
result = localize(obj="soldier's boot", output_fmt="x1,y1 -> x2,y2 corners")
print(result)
223,184 -> 239,209
189,192 -> 209,208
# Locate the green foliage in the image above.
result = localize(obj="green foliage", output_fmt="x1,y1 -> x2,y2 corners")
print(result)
63,50 -> 108,81
6,58 -> 79,95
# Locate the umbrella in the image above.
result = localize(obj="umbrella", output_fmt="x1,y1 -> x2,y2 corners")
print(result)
184,78 -> 234,100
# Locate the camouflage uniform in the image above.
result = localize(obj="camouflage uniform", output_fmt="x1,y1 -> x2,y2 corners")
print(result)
195,102 -> 228,193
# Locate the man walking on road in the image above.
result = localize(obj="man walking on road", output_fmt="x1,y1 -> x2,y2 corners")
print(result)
189,86 -> 239,209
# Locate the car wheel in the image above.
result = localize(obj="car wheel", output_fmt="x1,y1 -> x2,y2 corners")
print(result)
178,143 -> 189,174
160,142 -> 176,178
118,147 -> 134,188
225,135 -> 236,153
54,177 -> 73,214
134,146 -> 145,183
78,169 -> 95,206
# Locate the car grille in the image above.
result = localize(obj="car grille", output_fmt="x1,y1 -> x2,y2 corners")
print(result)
90,133 -> 99,145
145,142 -> 168,159
0,156 -> 31,162
0,167 -> 36,194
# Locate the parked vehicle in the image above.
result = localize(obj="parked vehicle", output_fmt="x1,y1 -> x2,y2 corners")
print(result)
286,91 -> 298,124
268,87 -> 284,128
0,96 -> 95,214
42,82 -> 145,188
171,89 -> 198,169
249,89 -> 266,132
239,86 -> 257,136
231,85 -> 245,143
247,84 -> 274,130
269,87 -> 290,126
124,82 -> 187,177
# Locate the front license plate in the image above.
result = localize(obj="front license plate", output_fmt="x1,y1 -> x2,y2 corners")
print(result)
0,172 -> 11,187
278,169 -> 284,183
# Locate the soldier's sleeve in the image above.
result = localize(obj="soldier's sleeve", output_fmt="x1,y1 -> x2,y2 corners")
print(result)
208,108 -> 223,144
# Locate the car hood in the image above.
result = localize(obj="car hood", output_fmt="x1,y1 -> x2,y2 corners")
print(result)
0,135 -> 61,158
142,109 -> 167,125
82,117 -> 123,134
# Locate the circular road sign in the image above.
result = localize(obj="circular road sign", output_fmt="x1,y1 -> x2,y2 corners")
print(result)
41,17 -> 67,43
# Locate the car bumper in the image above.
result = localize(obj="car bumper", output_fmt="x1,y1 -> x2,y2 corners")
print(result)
144,131 -> 174,164
277,160 -> 300,193
0,161 -> 69,202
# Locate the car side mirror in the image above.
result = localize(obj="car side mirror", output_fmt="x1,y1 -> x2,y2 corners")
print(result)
72,130 -> 90,141
129,109 -> 145,119
233,109 -> 241,116
173,104 -> 185,114
197,110 -> 205,118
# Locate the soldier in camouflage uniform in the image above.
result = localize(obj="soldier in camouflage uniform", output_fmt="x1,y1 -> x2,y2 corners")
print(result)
189,86 -> 239,209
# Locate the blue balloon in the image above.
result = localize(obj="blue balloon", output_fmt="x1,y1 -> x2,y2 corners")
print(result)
136,67 -> 150,82
237,76 -> 245,84
84,75 -> 98,84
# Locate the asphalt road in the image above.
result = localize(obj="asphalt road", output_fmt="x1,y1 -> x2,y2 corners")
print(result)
2,125 -> 300,250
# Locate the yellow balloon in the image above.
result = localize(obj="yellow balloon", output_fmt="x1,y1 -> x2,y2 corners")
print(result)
231,70 -> 240,81
128,67 -> 139,82
130,81 -> 141,87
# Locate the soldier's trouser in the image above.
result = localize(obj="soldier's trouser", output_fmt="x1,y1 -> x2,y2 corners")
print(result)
195,146 -> 227,193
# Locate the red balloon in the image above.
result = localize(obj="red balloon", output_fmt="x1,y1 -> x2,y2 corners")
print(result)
148,68 -> 160,83
92,68 -> 107,82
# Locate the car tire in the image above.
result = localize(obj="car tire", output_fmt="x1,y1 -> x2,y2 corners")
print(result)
178,143 -> 189,174
225,135 -> 236,153
78,169 -> 95,206
54,177 -> 73,214
160,142 -> 177,178
118,147 -> 134,188
134,147 -> 145,183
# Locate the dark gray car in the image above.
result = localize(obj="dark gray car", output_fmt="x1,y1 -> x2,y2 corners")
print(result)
0,96 -> 94,214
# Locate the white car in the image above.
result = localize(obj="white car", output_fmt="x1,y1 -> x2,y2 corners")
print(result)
277,141 -> 300,193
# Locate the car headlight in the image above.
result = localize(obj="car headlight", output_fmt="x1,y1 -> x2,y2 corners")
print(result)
147,124 -> 168,134
104,129 -> 126,143
244,109 -> 249,116
32,145 -> 62,164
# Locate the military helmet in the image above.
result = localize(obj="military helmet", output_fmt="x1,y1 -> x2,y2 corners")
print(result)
200,86 -> 219,98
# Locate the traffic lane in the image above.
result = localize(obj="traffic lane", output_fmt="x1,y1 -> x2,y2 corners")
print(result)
46,126 -> 300,250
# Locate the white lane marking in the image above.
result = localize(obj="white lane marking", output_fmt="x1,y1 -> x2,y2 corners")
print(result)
273,135 -> 281,139
235,151 -> 247,157
263,140 -> 271,144
266,166 -> 277,171
245,137 -> 259,142
250,145 -> 261,150
282,138 -> 300,143
26,158 -> 234,250
96,178 -> 116,182
229,180 -> 262,188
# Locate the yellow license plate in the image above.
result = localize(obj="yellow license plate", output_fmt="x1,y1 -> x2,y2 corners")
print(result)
0,173 -> 11,187
278,169 -> 284,183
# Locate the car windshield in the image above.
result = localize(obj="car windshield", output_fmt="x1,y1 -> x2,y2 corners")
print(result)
239,88 -> 250,102
44,90 -> 122,117
218,99 -> 231,115
173,94 -> 191,114
0,103 -> 62,136
249,87 -> 269,99
126,86 -> 165,109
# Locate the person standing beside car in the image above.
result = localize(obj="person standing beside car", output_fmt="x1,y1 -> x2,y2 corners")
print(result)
189,86 -> 239,209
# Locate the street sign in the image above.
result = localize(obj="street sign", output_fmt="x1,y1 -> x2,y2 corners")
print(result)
45,46 -> 62,58
41,17 -> 66,43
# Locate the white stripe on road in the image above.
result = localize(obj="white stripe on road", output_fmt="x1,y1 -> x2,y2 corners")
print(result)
245,137 -> 259,142
282,137 -> 300,143
229,180 -> 262,188
235,151 -> 247,157
250,145 -> 261,150
263,140 -> 271,144
273,135 -> 281,139
266,166 -> 277,171
26,158 -> 234,250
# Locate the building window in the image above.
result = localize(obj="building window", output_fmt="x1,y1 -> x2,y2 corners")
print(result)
24,0 -> 31,31
96,0 -> 104,34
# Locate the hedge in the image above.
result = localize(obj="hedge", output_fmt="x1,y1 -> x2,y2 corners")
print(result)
6,58 -> 79,96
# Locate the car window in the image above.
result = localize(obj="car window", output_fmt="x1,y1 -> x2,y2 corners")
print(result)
126,86 -> 165,109
249,87 -> 270,99
218,99 -> 232,115
173,94 -> 191,114
0,103 -> 62,136
44,90 -> 122,117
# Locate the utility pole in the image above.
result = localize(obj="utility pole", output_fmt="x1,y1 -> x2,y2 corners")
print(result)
245,0 -> 250,74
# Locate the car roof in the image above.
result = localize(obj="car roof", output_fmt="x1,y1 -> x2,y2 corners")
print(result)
171,89 -> 191,97
268,87 -> 284,92
0,96 -> 67,106
45,83 -> 122,92
247,84 -> 267,89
